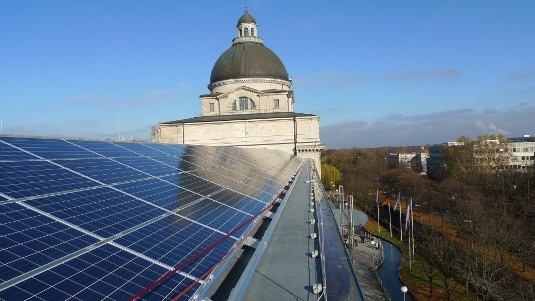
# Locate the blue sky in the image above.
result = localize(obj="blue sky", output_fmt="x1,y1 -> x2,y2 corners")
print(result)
1,1 -> 534,148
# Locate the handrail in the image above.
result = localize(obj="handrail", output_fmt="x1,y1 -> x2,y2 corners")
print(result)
323,186 -> 366,300
310,160 -> 328,300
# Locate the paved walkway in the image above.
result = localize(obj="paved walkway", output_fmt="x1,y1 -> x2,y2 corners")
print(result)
351,237 -> 387,301
238,162 -> 321,300
331,208 -> 388,301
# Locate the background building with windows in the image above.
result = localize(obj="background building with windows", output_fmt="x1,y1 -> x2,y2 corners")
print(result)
426,136 -> 535,178
152,10 -> 323,173
388,151 -> 429,174
508,135 -> 535,170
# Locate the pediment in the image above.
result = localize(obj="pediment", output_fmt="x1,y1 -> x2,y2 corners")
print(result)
216,86 -> 266,99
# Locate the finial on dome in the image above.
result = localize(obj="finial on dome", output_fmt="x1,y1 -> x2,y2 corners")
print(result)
238,7 -> 256,25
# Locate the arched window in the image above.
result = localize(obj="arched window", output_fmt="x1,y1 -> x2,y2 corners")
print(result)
250,100 -> 256,110
244,27 -> 249,36
239,28 -> 242,37
232,100 -> 237,111
251,28 -> 255,37
239,97 -> 248,110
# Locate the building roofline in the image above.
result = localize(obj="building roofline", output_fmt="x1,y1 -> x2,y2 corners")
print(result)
160,112 -> 317,124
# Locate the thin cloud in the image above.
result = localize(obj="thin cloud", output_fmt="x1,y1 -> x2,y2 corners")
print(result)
68,89 -> 179,108
177,82 -> 190,90
7,119 -> 153,142
320,104 -> 535,148
293,72 -> 361,89
293,71 -> 336,87
335,74 -> 361,88
114,80 -> 127,86
505,69 -> 535,81
475,120 -> 509,135
381,69 -> 462,81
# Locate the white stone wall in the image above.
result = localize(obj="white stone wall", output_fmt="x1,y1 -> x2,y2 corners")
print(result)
200,88 -> 293,116
152,115 -> 323,175
209,78 -> 291,94
201,83 -> 294,116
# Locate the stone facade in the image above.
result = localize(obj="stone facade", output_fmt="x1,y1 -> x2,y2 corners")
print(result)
151,10 -> 323,175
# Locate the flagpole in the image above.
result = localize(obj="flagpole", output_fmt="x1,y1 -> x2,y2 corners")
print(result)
376,188 -> 380,233
408,223 -> 412,269
388,202 -> 392,237
377,202 -> 380,233
411,197 -> 415,260
400,194 -> 403,242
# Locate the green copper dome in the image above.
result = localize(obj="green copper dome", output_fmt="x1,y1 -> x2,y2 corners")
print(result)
238,10 -> 256,24
210,42 -> 289,84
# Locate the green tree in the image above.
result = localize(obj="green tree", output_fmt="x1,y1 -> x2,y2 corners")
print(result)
321,163 -> 341,190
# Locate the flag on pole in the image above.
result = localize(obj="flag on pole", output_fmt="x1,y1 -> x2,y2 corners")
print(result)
376,188 -> 380,233
381,193 -> 390,206
405,197 -> 412,230
393,192 -> 401,211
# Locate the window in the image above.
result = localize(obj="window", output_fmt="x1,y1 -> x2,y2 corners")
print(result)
209,103 -> 215,112
250,100 -> 256,110
239,97 -> 248,110
251,28 -> 255,37
244,27 -> 249,36
239,28 -> 242,37
232,100 -> 237,111
273,99 -> 279,109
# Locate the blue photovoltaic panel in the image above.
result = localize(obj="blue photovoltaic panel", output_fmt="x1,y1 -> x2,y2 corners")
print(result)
0,140 -> 38,161
0,137 -> 98,159
56,158 -> 149,185
112,142 -> 177,158
114,179 -> 200,211
210,189 -> 267,215
0,160 -> 99,199
25,188 -> 166,237
114,156 -> 178,177
0,244 -> 197,301
160,173 -> 223,197
189,169 -> 237,188
0,136 -> 301,300
130,143 -> 187,158
178,199 -> 251,234
68,140 -> 142,158
0,202 -> 98,282
115,217 -> 235,273
229,180 -> 274,200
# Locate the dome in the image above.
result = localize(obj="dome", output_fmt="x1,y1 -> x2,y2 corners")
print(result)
238,10 -> 256,24
210,42 -> 289,84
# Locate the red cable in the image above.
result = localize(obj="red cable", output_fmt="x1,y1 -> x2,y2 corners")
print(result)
129,190 -> 286,301
170,206 -> 267,301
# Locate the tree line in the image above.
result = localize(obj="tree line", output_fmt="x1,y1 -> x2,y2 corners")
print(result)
321,138 -> 535,300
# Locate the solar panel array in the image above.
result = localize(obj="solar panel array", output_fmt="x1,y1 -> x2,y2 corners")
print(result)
0,136 -> 302,300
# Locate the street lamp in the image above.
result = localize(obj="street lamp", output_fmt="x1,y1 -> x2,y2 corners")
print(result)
414,204 -> 423,224
401,286 -> 408,301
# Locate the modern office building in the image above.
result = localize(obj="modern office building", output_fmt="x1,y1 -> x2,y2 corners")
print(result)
508,135 -> 535,170
388,151 -> 429,174
427,136 -> 535,177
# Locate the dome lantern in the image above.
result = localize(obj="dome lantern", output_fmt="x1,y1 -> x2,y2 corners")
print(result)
209,9 -> 290,89
233,8 -> 263,45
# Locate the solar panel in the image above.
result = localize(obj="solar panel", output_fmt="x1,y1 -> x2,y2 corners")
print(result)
0,136 -> 301,300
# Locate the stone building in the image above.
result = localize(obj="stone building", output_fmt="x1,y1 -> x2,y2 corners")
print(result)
152,9 -> 323,173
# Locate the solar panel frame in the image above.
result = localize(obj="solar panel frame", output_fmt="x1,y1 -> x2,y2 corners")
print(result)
24,188 -> 167,237
0,136 -> 302,300
0,160 -> 100,199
